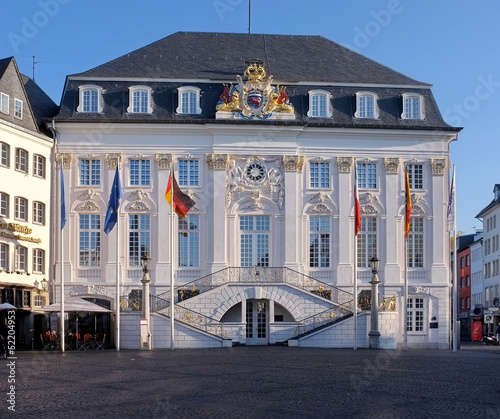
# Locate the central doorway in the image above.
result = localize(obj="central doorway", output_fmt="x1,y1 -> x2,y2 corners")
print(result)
246,299 -> 268,345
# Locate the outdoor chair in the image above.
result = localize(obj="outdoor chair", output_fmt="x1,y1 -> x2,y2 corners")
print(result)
76,333 -> 85,350
41,334 -> 52,351
64,335 -> 74,351
83,333 -> 93,350
95,333 -> 106,350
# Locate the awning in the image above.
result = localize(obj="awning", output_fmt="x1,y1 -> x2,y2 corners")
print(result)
37,297 -> 111,313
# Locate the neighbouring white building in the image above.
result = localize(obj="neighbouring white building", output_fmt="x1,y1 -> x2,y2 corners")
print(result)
51,32 -> 460,349
476,185 -> 500,333
0,57 -> 57,348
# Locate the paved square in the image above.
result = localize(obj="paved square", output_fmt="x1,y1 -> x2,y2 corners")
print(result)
3,344 -> 500,418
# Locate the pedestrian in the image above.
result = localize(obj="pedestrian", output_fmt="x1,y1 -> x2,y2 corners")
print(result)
496,323 -> 500,345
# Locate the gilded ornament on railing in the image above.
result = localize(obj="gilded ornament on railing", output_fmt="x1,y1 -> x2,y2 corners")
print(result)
431,158 -> 446,175
55,153 -> 73,169
336,157 -> 353,173
384,157 -> 400,174
206,154 -> 228,170
105,153 -> 122,169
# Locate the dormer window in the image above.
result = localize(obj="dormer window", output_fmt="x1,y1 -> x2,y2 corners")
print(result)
307,90 -> 332,118
127,86 -> 153,114
1,93 -> 9,114
355,92 -> 378,119
14,99 -> 22,119
402,93 -> 424,120
176,86 -> 202,115
77,85 -> 103,113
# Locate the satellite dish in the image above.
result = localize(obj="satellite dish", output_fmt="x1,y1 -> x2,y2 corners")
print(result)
473,307 -> 481,315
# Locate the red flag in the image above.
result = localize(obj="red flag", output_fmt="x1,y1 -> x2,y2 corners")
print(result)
354,164 -> 361,236
405,166 -> 412,238
165,172 -> 195,219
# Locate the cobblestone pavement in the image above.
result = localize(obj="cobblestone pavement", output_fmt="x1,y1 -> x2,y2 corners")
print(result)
1,343 -> 499,419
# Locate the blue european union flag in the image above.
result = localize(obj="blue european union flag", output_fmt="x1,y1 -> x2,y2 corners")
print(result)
104,166 -> 123,234
61,167 -> 67,230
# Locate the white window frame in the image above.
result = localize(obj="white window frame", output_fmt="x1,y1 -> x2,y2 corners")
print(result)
33,201 -> 45,225
0,243 -> 8,271
176,86 -> 202,115
307,90 -> 332,118
128,214 -> 151,267
355,91 -> 379,119
79,214 -> 101,267
33,248 -> 45,274
309,216 -> 331,268
407,217 -> 424,268
406,296 -> 426,333
129,158 -> 151,186
357,161 -> 377,189
357,217 -> 377,268
79,158 -> 101,186
77,85 -> 103,113
1,93 -> 9,114
1,142 -> 9,167
127,86 -> 153,114
14,98 -> 23,119
309,160 -> 330,189
178,159 -> 199,187
178,214 -> 200,268
15,196 -> 28,222
15,148 -> 28,173
15,245 -> 27,272
407,163 -> 424,190
33,154 -> 46,178
401,93 -> 425,120
0,193 -> 9,217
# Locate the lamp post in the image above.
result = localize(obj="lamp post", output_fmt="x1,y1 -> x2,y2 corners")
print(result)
369,256 -> 381,349
140,255 -> 152,350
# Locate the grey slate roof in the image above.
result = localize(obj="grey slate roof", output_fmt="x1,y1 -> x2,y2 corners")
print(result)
476,184 -> 500,218
55,32 -> 461,132
71,32 -> 429,85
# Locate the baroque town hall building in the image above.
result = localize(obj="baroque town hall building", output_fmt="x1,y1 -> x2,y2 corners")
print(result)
52,32 -> 460,349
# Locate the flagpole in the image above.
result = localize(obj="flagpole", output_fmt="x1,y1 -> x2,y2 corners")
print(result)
115,202 -> 120,352
60,166 -> 65,353
170,169 -> 175,350
452,165 -> 459,352
404,164 -> 410,351
353,161 -> 358,350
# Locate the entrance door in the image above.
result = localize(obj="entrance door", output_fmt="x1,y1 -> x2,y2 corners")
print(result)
240,216 -> 270,267
246,299 -> 268,345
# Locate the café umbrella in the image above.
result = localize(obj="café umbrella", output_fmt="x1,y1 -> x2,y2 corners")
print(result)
0,303 -> 17,310
38,297 -> 111,349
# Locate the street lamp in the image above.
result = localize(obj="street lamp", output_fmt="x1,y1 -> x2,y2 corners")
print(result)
140,255 -> 152,350
369,256 -> 381,349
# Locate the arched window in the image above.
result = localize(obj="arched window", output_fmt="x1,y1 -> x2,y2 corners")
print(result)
307,90 -> 332,118
77,85 -> 103,113
176,86 -> 202,114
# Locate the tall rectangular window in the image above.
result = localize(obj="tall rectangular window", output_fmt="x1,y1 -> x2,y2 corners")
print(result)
83,89 -> 98,112
240,215 -> 270,267
0,243 -> 8,271
14,99 -> 22,119
407,297 -> 424,332
357,162 -> 377,189
33,201 -> 45,225
0,193 -> 9,217
404,97 -> 421,119
1,142 -> 9,167
79,214 -> 101,267
310,216 -> 330,268
33,155 -> 46,178
130,159 -> 151,186
358,96 -> 374,118
311,94 -> 327,117
33,249 -> 45,273
407,164 -> 423,190
129,214 -> 151,267
15,245 -> 27,271
181,91 -> 197,114
1,93 -> 9,113
178,214 -> 199,267
15,197 -> 28,221
407,218 -> 424,268
310,162 -> 330,188
178,160 -> 199,186
80,159 -> 101,185
357,217 -> 377,267
133,90 -> 149,113
15,148 -> 28,173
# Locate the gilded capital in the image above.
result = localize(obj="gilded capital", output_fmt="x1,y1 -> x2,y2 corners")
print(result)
206,154 -> 228,170
283,155 -> 304,172
155,153 -> 173,170
105,153 -> 122,169
384,158 -> 400,174
336,157 -> 353,173
431,159 -> 446,176
55,153 -> 72,169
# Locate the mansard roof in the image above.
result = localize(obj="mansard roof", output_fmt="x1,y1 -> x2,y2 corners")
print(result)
70,32 -> 429,86
55,32 -> 460,132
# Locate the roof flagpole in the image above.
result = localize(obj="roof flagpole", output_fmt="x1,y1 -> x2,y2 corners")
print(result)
248,0 -> 252,34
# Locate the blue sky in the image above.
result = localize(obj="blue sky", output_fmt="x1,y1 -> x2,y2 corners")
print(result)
2,0 -> 498,234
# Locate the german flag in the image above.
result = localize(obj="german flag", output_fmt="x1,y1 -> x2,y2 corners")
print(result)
165,172 -> 195,219
404,166 -> 412,238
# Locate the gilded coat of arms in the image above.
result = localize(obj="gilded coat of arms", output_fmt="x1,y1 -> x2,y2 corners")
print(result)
216,60 -> 294,120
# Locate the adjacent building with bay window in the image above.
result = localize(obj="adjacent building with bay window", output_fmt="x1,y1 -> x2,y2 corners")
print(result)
52,32 -> 460,349
0,57 -> 57,348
